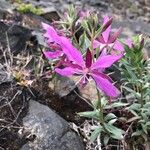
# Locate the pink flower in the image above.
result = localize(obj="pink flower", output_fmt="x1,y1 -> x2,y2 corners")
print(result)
125,36 -> 144,50
54,39 -> 122,98
125,39 -> 133,48
94,16 -> 122,51
42,22 -> 123,98
79,10 -> 91,20
42,22 -> 64,59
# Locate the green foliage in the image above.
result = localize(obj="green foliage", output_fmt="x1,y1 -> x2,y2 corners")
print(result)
78,97 -> 127,145
119,35 -> 150,148
16,3 -> 43,15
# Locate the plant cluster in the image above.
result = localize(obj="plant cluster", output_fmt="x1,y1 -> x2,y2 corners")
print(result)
42,6 -> 150,149
16,2 -> 43,15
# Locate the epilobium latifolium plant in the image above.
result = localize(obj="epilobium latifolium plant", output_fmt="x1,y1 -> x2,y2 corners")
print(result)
42,6 -> 150,149
119,36 -> 150,149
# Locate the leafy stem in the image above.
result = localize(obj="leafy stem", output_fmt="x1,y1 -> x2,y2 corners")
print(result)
96,88 -> 104,125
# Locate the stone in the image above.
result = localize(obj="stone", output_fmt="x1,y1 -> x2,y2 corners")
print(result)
112,20 -> 150,58
40,7 -> 60,22
0,21 -> 34,55
0,0 -> 13,20
49,75 -> 77,97
21,100 -> 84,150
0,63 -> 12,84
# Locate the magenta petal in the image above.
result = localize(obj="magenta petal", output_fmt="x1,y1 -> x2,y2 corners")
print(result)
102,17 -> 113,33
55,67 -> 77,77
42,22 -> 61,44
109,27 -> 122,43
85,49 -> 92,68
102,26 -> 111,43
102,16 -> 111,43
42,22 -> 51,30
91,55 -> 121,69
103,16 -> 111,25
93,40 -> 100,49
43,51 -> 63,59
125,39 -> 132,48
99,48 -> 107,57
113,41 -> 124,53
91,73 -> 120,98
60,37 -> 85,66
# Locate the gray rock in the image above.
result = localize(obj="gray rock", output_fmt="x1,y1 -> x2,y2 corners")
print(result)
21,100 -> 84,150
40,7 -> 60,22
32,30 -> 47,47
0,21 -> 35,55
51,75 -> 77,97
0,63 -> 12,84
113,20 -> 150,38
0,0 -> 13,19
113,20 -> 150,57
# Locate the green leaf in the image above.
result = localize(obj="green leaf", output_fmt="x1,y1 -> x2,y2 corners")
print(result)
145,121 -> 150,126
103,135 -> 110,146
94,26 -> 102,39
79,32 -> 90,54
141,124 -> 148,134
108,119 -> 117,125
127,103 -> 141,111
127,109 -> 139,117
122,86 -> 141,99
81,20 -> 91,35
78,110 -> 100,120
105,113 -> 117,122
143,102 -> 150,109
105,102 -> 128,109
104,123 -> 124,140
132,130 -> 142,137
141,112 -> 148,121
127,116 -> 140,123
121,59 -> 138,81
90,127 -> 103,142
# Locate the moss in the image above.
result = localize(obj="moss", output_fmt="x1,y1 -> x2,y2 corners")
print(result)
16,3 -> 43,15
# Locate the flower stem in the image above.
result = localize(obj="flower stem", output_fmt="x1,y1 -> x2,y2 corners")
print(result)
96,88 -> 104,124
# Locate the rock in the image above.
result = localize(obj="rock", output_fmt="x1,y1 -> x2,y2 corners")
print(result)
0,21 -> 34,55
71,76 -> 98,102
21,100 -> 84,150
0,63 -> 12,84
113,20 -> 150,58
22,0 -> 60,21
32,30 -> 47,47
0,0 -> 13,20
113,20 -> 150,38
40,7 -> 60,22
49,75 -> 77,97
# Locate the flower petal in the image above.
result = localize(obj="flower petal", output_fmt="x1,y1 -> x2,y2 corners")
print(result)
102,16 -> 111,43
91,55 -> 121,70
42,23 -> 85,66
91,73 -> 120,98
86,49 -> 92,68
55,67 -> 77,77
60,37 -> 85,66
113,41 -> 124,54
42,22 -> 61,43
43,51 -> 63,59
125,39 -> 132,48
93,40 -> 100,49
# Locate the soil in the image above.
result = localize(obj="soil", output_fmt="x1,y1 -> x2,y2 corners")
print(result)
0,78 -> 92,149
0,82 -> 29,149
31,78 -> 92,124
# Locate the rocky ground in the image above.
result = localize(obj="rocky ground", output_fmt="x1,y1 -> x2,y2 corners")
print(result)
0,0 -> 150,150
